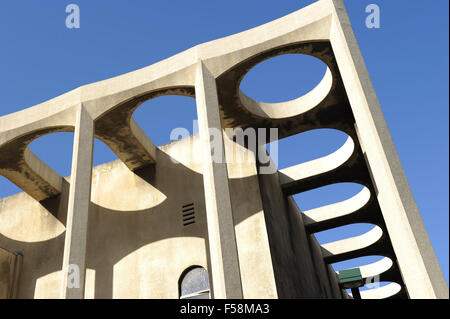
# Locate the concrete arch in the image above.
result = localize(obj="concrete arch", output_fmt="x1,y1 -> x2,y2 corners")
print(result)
0,126 -> 74,201
279,134 -> 355,187
215,40 -> 352,140
94,86 -> 195,172
302,186 -> 371,227
320,225 -> 383,263
238,62 -> 333,119
0,86 -> 196,202
178,264 -> 210,298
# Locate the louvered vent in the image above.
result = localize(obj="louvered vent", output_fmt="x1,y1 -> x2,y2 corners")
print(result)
182,203 -> 195,226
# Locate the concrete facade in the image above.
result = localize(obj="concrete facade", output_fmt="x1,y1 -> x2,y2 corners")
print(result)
0,0 -> 447,299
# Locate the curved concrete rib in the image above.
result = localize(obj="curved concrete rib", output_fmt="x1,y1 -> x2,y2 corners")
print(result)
238,68 -> 333,119
279,136 -> 354,189
302,186 -> 370,228
358,257 -> 393,280
321,225 -> 383,263
0,148 -> 63,202
93,87 -> 194,172
358,282 -> 402,299
95,118 -> 157,171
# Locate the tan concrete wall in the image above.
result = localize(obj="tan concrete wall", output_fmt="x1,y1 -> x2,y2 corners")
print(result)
258,171 -> 341,298
224,135 -> 278,298
0,136 -> 283,299
0,191 -> 64,299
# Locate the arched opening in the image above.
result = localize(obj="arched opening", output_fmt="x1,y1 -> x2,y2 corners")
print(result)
348,281 -> 400,298
132,95 -> 197,147
314,223 -> 377,245
28,133 -> 120,176
333,256 -> 396,297
359,281 -> 393,292
179,266 -> 210,299
294,182 -> 364,212
271,129 -> 350,170
240,53 -> 328,103
28,132 -> 74,177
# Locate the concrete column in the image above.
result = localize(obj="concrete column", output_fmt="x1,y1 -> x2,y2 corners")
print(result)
60,105 -> 94,299
328,0 -> 448,298
195,61 -> 243,299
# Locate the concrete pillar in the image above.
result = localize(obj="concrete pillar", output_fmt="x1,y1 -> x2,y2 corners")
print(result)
60,105 -> 94,299
328,0 -> 448,298
195,61 -> 243,299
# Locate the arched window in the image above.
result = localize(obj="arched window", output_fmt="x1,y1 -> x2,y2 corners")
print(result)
179,266 -> 210,299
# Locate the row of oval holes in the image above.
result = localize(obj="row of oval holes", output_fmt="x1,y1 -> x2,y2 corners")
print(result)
0,54 -> 380,291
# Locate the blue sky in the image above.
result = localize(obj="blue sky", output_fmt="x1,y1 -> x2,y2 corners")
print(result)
0,0 -> 448,287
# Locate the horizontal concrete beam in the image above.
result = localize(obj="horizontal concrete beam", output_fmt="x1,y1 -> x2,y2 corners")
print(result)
302,186 -> 370,229
96,117 -> 157,171
0,147 -> 63,202
321,226 -> 384,263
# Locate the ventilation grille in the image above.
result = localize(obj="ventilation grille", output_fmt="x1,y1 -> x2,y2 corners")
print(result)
182,203 -> 195,226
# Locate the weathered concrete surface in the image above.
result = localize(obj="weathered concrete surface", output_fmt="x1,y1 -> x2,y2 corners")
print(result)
195,62 -> 243,299
0,136 -> 281,298
258,170 -> 341,298
0,0 -> 446,299
224,135 -> 278,299
0,247 -> 21,298
60,106 -> 94,299
328,0 -> 448,298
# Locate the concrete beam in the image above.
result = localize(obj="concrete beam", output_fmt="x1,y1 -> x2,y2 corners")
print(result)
0,132 -> 67,202
279,136 -> 355,194
94,103 -> 160,172
321,226 -> 383,263
0,247 -> 22,299
0,149 -> 63,202
60,105 -> 94,299
195,61 -> 243,299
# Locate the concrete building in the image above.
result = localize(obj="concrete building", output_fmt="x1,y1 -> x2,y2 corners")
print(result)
0,0 -> 447,299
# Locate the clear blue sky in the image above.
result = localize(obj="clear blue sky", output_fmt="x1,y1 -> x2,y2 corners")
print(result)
0,0 -> 448,287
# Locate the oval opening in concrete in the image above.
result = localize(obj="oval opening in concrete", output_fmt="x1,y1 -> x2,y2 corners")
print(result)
132,95 -> 197,147
240,53 -> 328,103
274,128 -> 350,170
294,182 -> 364,212
314,222 -> 377,245
28,132 -> 75,177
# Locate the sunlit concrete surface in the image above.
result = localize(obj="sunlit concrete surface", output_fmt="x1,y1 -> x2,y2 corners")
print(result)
0,0 -> 447,299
